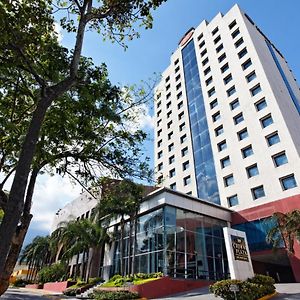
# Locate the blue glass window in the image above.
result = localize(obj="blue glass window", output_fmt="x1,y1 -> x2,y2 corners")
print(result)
242,145 -> 253,158
252,185 -> 265,199
169,155 -> 175,164
158,163 -> 163,171
251,84 -> 262,96
169,169 -> 176,178
238,128 -> 248,140
224,174 -> 234,187
231,28 -> 240,39
206,76 -> 213,86
246,71 -> 256,83
242,59 -> 252,70
183,175 -> 191,186
281,174 -> 297,190
227,86 -> 236,96
215,125 -> 224,136
216,43 -> 224,53
208,87 -> 216,97
218,53 -> 226,63
221,63 -> 229,73
247,164 -> 259,178
234,113 -> 244,124
221,156 -> 230,168
228,194 -> 238,207
170,183 -> 176,190
210,99 -> 218,109
230,99 -> 240,110
261,115 -> 273,128
224,74 -> 233,85
168,143 -> 174,152
229,20 -> 237,30
273,152 -> 288,167
181,147 -> 188,157
235,37 -> 244,48
266,132 -> 280,146
238,47 -> 247,59
218,140 -> 227,152
212,111 -> 221,122
255,98 -> 267,111
158,151 -> 163,159
182,161 -> 189,171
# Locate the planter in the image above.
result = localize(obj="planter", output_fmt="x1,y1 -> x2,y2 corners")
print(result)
43,280 -> 74,293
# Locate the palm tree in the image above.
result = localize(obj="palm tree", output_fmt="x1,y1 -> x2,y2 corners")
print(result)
20,235 -> 52,281
266,209 -> 300,254
52,218 -> 109,281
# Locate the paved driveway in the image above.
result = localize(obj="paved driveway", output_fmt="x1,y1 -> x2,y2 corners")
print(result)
274,283 -> 300,299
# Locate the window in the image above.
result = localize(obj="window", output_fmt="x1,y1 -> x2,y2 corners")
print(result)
214,35 -> 221,44
238,47 -> 248,59
157,139 -> 162,147
210,99 -> 218,109
201,49 -> 207,57
218,140 -> 227,152
170,182 -> 176,190
168,131 -> 173,140
181,147 -> 188,156
206,76 -> 213,86
183,175 -> 191,186
176,82 -> 181,90
157,101 -> 161,109
273,152 -> 288,167
229,19 -> 237,30
228,194 -> 239,207
157,92 -> 161,100
178,101 -> 183,110
157,129 -> 162,137
234,113 -> 244,124
235,37 -> 244,48
221,63 -> 229,73
238,128 -> 248,140
242,58 -> 252,70
230,98 -> 240,110
224,74 -> 233,85
167,111 -> 172,118
166,101 -> 171,109
212,26 -> 219,35
178,111 -> 184,120
242,145 -> 253,158
166,92 -> 171,100
165,76 -> 170,83
167,120 -> 173,129
231,28 -> 240,39
157,176 -> 163,184
204,66 -> 211,75
183,160 -> 190,171
212,111 -> 221,122
247,164 -> 259,178
224,174 -> 234,187
255,98 -> 267,111
250,84 -> 262,96
157,151 -> 163,159
169,168 -> 176,178
246,71 -> 256,83
202,57 -> 209,66
221,156 -> 230,168
180,134 -> 187,144
169,155 -> 175,164
176,74 -> 181,81
174,58 -> 179,65
208,87 -> 216,97
216,43 -> 224,53
252,185 -> 265,200
261,114 -> 273,128
280,174 -> 297,190
199,40 -> 205,49
168,143 -> 174,152
197,33 -> 203,41
175,66 -> 180,73
166,84 -> 170,91
177,91 -> 183,99
215,125 -> 224,136
158,162 -> 163,171
179,122 -> 186,131
266,132 -> 280,146
157,110 -> 162,117
218,53 -> 226,63
157,119 -> 162,127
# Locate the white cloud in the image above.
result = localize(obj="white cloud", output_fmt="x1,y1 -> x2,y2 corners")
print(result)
54,22 -> 63,43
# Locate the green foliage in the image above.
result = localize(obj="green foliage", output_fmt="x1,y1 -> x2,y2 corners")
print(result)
0,209 -> 4,223
38,262 -> 67,284
12,279 -> 32,287
209,274 -> 275,300
93,290 -> 139,300
89,277 -> 104,285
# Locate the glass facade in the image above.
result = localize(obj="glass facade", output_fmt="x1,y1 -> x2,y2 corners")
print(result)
181,40 -> 220,204
110,205 -> 229,280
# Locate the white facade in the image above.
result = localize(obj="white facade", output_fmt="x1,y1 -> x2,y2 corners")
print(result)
154,4 -> 300,210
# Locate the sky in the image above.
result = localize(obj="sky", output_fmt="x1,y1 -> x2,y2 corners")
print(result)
21,0 -> 300,244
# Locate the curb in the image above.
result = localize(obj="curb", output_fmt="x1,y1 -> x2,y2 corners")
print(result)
258,291 -> 278,300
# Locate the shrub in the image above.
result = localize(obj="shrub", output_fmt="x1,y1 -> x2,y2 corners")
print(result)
209,275 -> 275,300
93,290 -> 139,300
38,262 -> 67,284
13,279 -> 31,287
89,277 -> 104,285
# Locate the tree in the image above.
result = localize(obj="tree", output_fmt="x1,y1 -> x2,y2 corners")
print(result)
0,0 -> 165,294
51,218 -> 109,281
266,210 -> 300,254
97,178 -> 148,276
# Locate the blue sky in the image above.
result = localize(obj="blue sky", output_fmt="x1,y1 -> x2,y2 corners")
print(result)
24,0 -> 300,244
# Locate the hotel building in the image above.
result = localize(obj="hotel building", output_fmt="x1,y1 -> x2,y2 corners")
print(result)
154,4 -> 300,282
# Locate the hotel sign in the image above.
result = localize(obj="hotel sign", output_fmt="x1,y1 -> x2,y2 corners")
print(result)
231,236 -> 249,262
